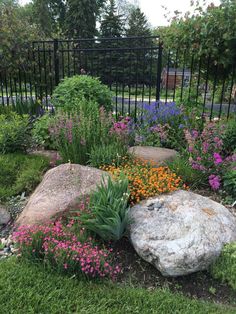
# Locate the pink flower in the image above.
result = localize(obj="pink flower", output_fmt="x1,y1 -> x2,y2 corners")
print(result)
209,175 -> 221,190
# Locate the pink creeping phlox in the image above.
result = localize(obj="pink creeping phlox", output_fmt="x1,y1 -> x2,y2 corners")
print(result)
13,219 -> 121,280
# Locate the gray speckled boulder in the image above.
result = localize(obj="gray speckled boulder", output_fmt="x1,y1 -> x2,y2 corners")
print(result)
129,190 -> 236,277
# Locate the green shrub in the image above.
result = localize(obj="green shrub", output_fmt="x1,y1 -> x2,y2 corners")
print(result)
210,242 -> 236,291
223,169 -> 236,199
32,114 -> 56,149
89,142 -> 129,168
0,112 -> 31,153
49,99 -> 113,164
167,155 -> 207,189
0,153 -> 49,201
52,75 -> 112,112
79,176 -> 130,241
222,119 -> 236,155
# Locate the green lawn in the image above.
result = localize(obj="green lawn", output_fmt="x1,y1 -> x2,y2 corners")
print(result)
0,258 -> 235,314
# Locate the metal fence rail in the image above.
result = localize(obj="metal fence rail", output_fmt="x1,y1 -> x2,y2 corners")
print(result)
0,36 -> 235,119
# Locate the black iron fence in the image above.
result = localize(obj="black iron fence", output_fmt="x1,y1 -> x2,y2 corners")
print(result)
0,36 -> 235,119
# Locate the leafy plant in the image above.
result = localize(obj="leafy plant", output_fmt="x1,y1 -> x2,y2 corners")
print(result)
222,119 -> 236,155
167,155 -> 207,189
32,113 -> 56,149
210,242 -> 236,291
223,169 -> 236,199
52,75 -> 112,112
0,112 -> 31,153
89,142 -> 129,168
49,100 -> 113,164
79,176 -> 130,241
0,153 -> 49,201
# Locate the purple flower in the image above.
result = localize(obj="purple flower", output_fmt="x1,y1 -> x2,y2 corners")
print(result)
213,152 -> 223,165
209,175 -> 221,190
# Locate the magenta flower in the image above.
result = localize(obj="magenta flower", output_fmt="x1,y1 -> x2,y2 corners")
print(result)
209,175 -> 221,190
213,152 -> 223,165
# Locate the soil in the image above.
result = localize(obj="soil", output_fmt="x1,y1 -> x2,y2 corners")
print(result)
112,238 -> 236,306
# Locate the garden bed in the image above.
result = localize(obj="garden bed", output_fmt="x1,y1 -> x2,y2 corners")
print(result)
112,238 -> 236,306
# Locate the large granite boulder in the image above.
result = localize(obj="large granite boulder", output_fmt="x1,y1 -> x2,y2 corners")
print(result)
16,163 -> 109,226
128,146 -> 177,166
0,205 -> 11,226
129,190 -> 236,277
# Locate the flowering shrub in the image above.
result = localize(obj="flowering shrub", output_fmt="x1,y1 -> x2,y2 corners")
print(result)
184,121 -> 236,191
49,100 -> 115,164
101,158 -> 184,204
135,102 -> 188,150
13,220 -> 120,280
110,116 -> 133,145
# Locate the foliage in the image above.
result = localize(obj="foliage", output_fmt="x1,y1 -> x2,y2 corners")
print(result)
49,101 -> 113,164
1,259 -> 233,314
13,220 -> 120,279
79,176 -> 130,241
0,153 -> 49,201
100,0 -> 124,37
89,142 -> 129,168
157,0 -> 236,77
126,7 -> 151,37
211,242 -> 236,291
101,158 -> 184,204
222,119 -> 236,155
32,113 -> 56,149
223,169 -> 236,199
0,112 -> 31,154
32,0 -> 66,37
65,0 -> 106,38
52,75 -> 112,112
11,98 -> 43,116
167,155 -> 207,189
0,0 -> 42,70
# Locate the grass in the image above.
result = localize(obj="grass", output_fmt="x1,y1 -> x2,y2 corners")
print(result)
0,257 -> 235,314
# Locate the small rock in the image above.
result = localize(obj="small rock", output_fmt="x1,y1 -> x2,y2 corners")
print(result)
0,205 -> 11,225
3,247 -> 11,254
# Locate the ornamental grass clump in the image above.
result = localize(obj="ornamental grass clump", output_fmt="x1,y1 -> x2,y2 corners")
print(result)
101,158 -> 184,204
13,220 -> 120,280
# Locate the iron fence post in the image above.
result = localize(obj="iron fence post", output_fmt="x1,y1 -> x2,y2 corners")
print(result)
156,41 -> 163,102
53,38 -> 60,86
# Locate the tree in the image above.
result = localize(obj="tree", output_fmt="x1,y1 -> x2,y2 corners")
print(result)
126,7 -> 151,37
0,0 -> 41,70
31,0 -> 66,37
156,0 -> 236,78
65,0 -> 103,38
100,0 -> 123,37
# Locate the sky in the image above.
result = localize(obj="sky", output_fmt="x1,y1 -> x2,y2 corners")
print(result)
19,0 -> 221,27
